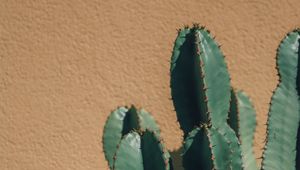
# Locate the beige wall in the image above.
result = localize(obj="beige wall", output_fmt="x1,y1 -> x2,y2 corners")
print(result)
1,0 -> 300,169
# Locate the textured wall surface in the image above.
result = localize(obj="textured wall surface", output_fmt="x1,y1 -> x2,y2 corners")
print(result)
1,0 -> 300,169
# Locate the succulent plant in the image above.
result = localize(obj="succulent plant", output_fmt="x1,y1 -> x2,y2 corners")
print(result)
102,106 -> 173,170
261,29 -> 300,170
101,26 -> 300,170
170,24 -> 249,170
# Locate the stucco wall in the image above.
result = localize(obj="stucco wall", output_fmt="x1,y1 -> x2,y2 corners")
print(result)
1,0 -> 300,169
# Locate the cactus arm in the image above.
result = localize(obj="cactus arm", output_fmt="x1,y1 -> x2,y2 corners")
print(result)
103,106 -> 165,169
262,30 -> 300,170
113,132 -> 144,170
196,29 -> 231,127
170,26 -> 231,136
195,27 -> 243,169
236,91 -> 258,170
139,109 -> 160,133
102,107 -> 129,168
229,90 -> 258,170
170,28 -> 203,136
141,130 -> 171,170
103,106 -> 141,168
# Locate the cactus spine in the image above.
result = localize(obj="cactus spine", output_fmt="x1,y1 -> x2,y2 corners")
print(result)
170,25 -> 243,170
262,30 -> 300,170
102,106 -> 172,170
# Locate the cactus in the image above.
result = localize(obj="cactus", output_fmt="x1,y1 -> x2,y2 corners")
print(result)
229,89 -> 258,170
262,30 -> 300,170
296,30 -> 300,170
297,126 -> 300,170
102,105 -> 172,170
101,27 -> 300,170
170,25 -> 231,134
170,24 -> 243,170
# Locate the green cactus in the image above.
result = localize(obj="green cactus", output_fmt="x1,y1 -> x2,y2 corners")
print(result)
170,26 -> 231,134
297,127 -> 300,170
229,89 -> 258,170
102,105 -> 172,170
170,25 -> 243,170
262,30 -> 300,170
101,26 -> 300,170
296,31 -> 300,170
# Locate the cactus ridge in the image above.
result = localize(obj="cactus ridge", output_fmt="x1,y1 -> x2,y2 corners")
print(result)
170,28 -> 203,136
218,125 -> 244,170
262,30 -> 300,170
103,105 -> 160,169
228,89 -> 239,135
229,90 -> 258,170
195,28 -> 231,127
113,130 -> 171,170
170,25 -> 231,137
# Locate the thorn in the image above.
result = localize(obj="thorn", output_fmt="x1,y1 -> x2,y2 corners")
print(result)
208,123 -> 212,128
193,23 -> 200,28
200,61 -> 204,67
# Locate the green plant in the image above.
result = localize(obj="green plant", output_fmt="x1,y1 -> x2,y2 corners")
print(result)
101,26 -> 300,170
102,105 -> 173,170
261,29 -> 300,170
170,24 -> 257,170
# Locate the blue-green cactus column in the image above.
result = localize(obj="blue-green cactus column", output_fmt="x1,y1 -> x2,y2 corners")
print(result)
262,30 -> 300,170
170,25 -> 243,170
